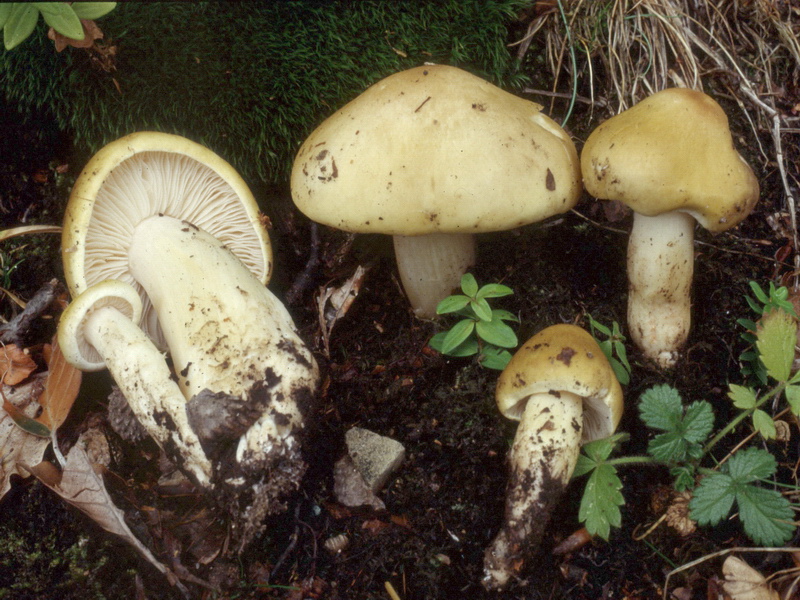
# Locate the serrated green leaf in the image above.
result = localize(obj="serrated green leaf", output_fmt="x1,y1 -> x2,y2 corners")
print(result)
470,297 -> 493,322
460,273 -> 478,297
639,384 -> 683,431
671,465 -> 696,492
736,484 -> 795,546
756,310 -> 797,382
4,3 -> 40,50
726,447 -> 776,482
785,385 -> 800,416
579,434 -> 623,465
648,431 -> 688,463
441,319 -> 475,354
70,2 -> 116,20
689,472 -> 736,526
578,463 -> 623,539
436,295 -> 470,315
475,318 -> 517,349
476,283 -> 513,299
0,4 -> 12,29
752,409 -> 776,439
728,384 -> 757,409
682,401 -> 715,444
36,2 -> 84,40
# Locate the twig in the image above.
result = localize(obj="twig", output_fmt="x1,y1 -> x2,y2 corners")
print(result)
286,222 -> 321,306
0,279 -> 63,346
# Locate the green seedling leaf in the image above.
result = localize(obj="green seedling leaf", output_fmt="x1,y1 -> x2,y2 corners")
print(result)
470,297 -> 493,322
460,273 -> 478,297
752,409 -> 776,439
785,385 -> 800,416
0,4 -> 11,29
429,332 -> 479,357
756,309 -> 797,383
671,465 -> 696,492
749,281 -> 770,305
476,283 -> 513,299
578,463 -> 623,539
491,309 -> 518,322
436,295 -> 470,315
440,319 -> 475,354
37,2 -> 84,40
608,356 -> 630,386
475,318 -> 517,349
644,398 -> 713,464
728,384 -> 757,410
479,346 -> 511,370
70,2 -> 117,20
4,3 -> 39,50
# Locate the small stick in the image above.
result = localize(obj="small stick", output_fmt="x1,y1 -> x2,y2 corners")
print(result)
0,279 -> 63,346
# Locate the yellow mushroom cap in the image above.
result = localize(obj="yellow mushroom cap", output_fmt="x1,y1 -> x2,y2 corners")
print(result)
496,324 -> 623,443
581,88 -> 759,232
291,65 -> 581,235
62,132 -> 272,345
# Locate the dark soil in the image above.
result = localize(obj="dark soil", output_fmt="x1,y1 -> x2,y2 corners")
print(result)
1,54 -> 797,600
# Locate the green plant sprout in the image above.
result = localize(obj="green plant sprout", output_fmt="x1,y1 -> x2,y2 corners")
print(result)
574,307 -> 800,547
428,274 -> 518,370
0,3 -> 116,51
738,280 -> 798,385
587,314 -> 632,385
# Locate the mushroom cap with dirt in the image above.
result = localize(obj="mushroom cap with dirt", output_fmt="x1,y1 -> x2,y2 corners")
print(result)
291,64 -> 582,318
484,323 -> 623,590
59,132 -> 318,548
580,88 -> 759,368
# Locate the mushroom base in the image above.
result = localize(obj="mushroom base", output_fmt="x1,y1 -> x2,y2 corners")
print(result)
627,211 -> 694,369
393,232 -> 475,319
483,391 -> 583,590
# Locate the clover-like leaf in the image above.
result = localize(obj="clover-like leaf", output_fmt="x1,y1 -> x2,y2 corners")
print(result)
728,384 -> 757,410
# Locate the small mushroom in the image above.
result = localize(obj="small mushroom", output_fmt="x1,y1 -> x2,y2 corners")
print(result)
58,280 -> 212,486
59,132 -> 319,548
483,324 -> 623,591
291,65 -> 581,318
581,88 -> 759,367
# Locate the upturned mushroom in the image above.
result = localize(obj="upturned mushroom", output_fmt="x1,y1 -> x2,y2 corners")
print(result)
581,88 -> 759,368
484,324 -> 623,590
59,132 -> 319,547
291,64 -> 581,318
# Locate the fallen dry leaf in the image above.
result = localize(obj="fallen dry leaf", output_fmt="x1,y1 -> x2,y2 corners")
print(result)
317,265 -> 369,356
722,556 -> 780,600
0,344 -> 37,385
0,375 -> 49,498
36,338 -> 81,431
48,19 -> 104,51
28,445 -> 186,593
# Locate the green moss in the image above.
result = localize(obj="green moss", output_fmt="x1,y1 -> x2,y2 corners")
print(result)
0,1 -> 528,188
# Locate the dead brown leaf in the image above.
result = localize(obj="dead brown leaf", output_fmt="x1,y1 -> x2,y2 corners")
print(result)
36,338 -> 81,431
0,344 -> 37,385
48,20 -> 103,52
317,265 -> 370,356
29,445 -> 187,593
722,556 -> 780,600
0,375 -> 49,498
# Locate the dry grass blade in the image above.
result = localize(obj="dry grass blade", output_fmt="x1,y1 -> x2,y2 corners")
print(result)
0,225 -> 62,242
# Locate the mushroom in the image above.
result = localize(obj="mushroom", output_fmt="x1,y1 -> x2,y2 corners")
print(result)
59,132 -> 319,547
291,65 -> 581,318
483,324 -> 623,590
580,88 -> 759,368
58,280 -> 212,487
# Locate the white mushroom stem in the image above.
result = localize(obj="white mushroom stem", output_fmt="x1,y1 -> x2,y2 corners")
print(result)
57,284 -> 212,487
627,211 -> 695,369
392,232 -> 476,319
484,391 -> 583,591
127,215 -> 318,467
